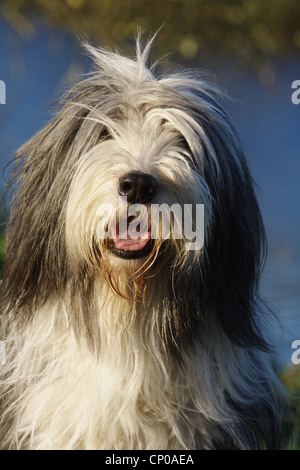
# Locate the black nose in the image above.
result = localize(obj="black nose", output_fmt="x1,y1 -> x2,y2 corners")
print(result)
118,172 -> 157,204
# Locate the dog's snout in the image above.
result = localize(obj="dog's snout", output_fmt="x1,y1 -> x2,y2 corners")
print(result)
118,172 -> 157,204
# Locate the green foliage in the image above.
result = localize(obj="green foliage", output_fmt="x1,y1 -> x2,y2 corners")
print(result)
1,0 -> 300,73
280,366 -> 300,449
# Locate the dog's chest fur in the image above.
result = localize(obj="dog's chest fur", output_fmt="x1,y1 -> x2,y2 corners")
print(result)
5,290 -> 208,450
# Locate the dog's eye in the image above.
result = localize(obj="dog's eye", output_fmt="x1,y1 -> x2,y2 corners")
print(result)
178,136 -> 197,169
178,135 -> 190,151
99,127 -> 111,142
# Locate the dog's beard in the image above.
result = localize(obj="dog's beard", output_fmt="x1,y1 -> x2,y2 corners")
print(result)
98,207 -> 186,300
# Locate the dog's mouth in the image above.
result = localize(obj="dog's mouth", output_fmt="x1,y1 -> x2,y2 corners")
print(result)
107,216 -> 153,260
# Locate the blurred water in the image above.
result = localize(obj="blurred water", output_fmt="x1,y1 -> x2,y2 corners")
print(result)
262,249 -> 300,367
221,62 -> 300,367
0,21 -> 299,368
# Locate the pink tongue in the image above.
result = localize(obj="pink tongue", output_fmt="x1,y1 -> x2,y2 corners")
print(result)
114,231 -> 150,252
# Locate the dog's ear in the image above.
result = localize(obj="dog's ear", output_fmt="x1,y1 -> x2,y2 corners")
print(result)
2,89 -> 107,317
165,83 -> 270,351
201,141 -> 269,350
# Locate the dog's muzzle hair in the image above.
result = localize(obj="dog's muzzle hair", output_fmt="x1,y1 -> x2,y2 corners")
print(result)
0,35 -> 284,450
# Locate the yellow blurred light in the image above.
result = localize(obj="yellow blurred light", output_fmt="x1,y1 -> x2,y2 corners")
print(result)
179,36 -> 198,60
293,31 -> 300,48
66,0 -> 85,10
225,7 -> 246,24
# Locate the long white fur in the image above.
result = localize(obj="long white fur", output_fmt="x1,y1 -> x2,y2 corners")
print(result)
2,291 -> 278,450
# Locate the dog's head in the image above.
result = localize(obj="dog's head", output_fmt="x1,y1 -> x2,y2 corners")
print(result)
4,35 -> 267,350
64,40 -> 213,290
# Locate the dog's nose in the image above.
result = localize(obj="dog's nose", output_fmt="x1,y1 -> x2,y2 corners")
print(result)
118,172 -> 157,204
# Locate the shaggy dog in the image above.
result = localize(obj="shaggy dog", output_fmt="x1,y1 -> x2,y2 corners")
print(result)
0,36 -> 282,450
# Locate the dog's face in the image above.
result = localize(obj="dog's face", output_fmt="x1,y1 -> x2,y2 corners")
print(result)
65,96 -> 211,284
